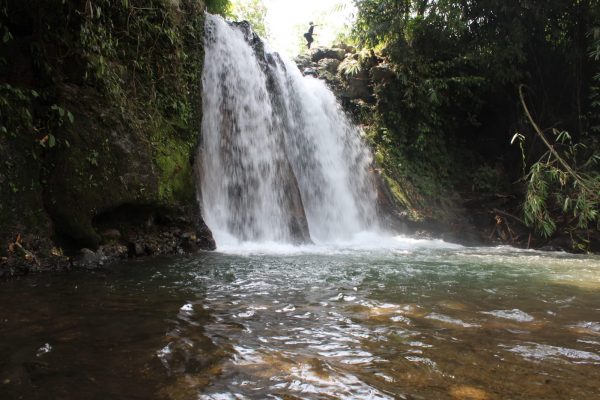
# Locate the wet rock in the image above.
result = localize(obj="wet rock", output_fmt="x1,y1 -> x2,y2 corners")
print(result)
302,67 -> 317,77
100,228 -> 121,242
101,243 -> 128,259
72,248 -> 107,270
196,220 -> 217,250
132,242 -> 145,257
180,231 -> 199,252
144,242 -> 160,255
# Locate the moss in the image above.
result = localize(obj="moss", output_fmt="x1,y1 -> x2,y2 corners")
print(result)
151,121 -> 196,205
0,0 -> 212,252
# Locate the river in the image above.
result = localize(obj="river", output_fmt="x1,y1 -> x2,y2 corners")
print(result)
2,236 -> 600,399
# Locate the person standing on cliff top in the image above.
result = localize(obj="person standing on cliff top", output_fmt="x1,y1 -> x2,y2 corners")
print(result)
304,22 -> 318,49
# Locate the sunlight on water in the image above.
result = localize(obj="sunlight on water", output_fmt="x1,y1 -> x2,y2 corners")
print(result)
149,245 -> 600,399
1,245 -> 600,399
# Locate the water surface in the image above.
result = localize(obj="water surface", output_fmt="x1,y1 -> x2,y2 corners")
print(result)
2,237 -> 600,399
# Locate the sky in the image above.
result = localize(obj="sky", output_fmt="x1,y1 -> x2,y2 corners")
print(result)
262,0 -> 356,57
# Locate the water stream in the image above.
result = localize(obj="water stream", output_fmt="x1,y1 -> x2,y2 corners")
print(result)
1,243 -> 600,399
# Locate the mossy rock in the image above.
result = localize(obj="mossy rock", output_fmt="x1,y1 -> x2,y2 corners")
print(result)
40,85 -> 156,248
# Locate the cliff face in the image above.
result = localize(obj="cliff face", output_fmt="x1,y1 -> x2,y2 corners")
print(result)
0,0 -> 215,275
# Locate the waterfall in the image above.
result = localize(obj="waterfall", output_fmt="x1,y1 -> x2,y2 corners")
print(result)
199,14 -> 378,245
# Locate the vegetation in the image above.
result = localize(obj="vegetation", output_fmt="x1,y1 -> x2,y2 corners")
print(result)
229,0 -> 268,38
350,0 -> 600,250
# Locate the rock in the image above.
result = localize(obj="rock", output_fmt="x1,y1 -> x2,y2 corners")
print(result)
134,242 -> 145,257
72,248 -> 107,270
294,54 -> 312,70
302,67 -> 317,77
343,72 -> 373,101
333,43 -> 355,54
181,231 -> 199,252
143,243 -> 155,255
371,63 -> 396,83
100,243 -> 128,259
310,47 -> 345,62
196,220 -> 217,250
100,228 -> 121,242
317,58 -> 341,74
180,231 -> 196,240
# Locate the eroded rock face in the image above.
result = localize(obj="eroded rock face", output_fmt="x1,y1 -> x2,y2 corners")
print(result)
0,1 -> 215,275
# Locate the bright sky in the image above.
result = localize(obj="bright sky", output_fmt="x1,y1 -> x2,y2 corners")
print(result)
263,0 -> 356,57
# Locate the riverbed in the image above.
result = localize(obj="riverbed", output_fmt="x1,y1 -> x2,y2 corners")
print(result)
1,236 -> 600,399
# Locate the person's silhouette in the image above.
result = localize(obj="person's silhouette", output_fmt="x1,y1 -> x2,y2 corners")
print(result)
304,22 -> 317,49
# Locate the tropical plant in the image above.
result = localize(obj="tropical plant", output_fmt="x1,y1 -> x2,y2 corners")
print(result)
516,86 -> 599,248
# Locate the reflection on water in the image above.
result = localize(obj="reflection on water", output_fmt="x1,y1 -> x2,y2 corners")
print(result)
1,237 -> 600,399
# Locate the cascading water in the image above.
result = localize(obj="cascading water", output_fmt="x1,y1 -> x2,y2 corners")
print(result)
199,14 -> 379,245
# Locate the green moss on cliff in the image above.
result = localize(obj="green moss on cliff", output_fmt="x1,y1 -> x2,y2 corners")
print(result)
151,120 -> 196,205
0,0 -> 214,252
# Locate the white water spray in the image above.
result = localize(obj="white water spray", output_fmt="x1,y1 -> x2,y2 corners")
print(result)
199,15 -> 378,245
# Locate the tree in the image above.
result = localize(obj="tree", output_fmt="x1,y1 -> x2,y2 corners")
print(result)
229,0 -> 269,38
350,0 -> 600,249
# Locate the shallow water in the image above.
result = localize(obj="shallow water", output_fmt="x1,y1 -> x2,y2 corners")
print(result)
2,236 -> 600,399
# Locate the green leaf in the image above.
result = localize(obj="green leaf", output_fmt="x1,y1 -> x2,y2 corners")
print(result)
48,134 -> 56,148
67,111 -> 74,124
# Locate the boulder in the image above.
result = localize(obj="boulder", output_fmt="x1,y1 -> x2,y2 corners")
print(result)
371,63 -> 396,83
72,248 -> 107,270
310,47 -> 346,62
317,58 -> 341,74
100,228 -> 121,242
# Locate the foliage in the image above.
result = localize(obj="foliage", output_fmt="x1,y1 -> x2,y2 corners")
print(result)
205,0 -> 231,16
338,58 -> 361,76
350,0 -> 600,245
229,0 -> 268,38
515,88 -> 600,250
1,0 -> 215,248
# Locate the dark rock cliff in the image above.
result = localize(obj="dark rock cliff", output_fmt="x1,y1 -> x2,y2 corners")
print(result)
0,0 -> 216,276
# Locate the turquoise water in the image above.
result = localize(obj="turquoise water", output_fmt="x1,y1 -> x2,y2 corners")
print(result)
1,238 -> 600,399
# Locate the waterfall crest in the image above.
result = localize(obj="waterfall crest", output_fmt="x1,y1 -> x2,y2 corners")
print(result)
199,15 -> 378,245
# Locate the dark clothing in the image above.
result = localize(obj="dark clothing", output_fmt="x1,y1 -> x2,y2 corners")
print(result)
304,25 -> 315,49
304,32 -> 314,48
